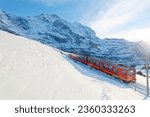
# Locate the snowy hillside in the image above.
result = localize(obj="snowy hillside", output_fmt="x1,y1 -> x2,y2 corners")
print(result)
0,30 -> 148,100
0,10 -> 150,66
0,30 -> 101,99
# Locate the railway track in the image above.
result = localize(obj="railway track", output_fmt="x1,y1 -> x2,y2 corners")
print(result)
65,53 -> 149,96
129,82 -> 150,95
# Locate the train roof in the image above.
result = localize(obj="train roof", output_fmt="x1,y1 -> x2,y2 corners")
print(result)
87,56 -> 135,69
101,59 -> 134,69
70,53 -> 135,69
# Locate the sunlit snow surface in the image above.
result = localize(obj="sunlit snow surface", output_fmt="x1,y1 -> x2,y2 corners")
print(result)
0,30 -> 149,100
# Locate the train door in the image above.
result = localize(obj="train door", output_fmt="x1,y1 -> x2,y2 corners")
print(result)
121,68 -> 128,79
113,67 -> 118,75
117,68 -> 126,80
84,57 -> 88,65
87,58 -> 93,67
127,69 -> 136,81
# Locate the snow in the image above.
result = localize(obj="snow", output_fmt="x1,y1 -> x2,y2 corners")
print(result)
0,30 -> 149,100
1,10 -> 150,67
67,22 -> 96,39
0,30 -> 102,100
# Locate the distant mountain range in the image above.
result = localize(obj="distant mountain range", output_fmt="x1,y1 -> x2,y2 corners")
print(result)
0,10 -> 149,66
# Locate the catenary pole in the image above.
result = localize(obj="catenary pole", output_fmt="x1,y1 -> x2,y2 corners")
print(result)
146,55 -> 149,97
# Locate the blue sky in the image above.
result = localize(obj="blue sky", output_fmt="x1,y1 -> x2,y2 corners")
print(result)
0,0 -> 150,42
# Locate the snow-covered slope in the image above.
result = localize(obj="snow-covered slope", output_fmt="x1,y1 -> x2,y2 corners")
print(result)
0,10 -> 150,66
0,30 -> 101,99
0,30 -> 147,100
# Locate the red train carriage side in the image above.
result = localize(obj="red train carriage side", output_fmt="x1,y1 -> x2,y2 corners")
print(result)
70,54 -> 88,65
69,54 -> 136,83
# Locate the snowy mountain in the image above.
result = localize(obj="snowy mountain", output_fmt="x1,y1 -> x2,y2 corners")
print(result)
0,10 -> 149,66
0,30 -> 147,100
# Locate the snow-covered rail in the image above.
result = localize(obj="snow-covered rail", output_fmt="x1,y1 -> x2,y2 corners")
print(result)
129,82 -> 150,95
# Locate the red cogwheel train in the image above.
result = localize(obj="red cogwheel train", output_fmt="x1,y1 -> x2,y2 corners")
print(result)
69,54 -> 136,83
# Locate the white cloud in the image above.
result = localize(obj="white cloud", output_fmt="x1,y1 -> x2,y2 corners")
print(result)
37,0 -> 70,6
83,0 -> 150,42
110,28 -> 150,42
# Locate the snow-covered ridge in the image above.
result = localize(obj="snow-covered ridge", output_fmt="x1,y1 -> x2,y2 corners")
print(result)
0,10 -> 150,66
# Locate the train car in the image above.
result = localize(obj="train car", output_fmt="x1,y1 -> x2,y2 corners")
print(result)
69,54 -> 88,65
69,54 -> 136,83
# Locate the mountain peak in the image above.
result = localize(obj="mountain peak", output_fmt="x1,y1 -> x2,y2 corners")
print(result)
36,13 -> 60,20
50,14 -> 60,18
0,9 -> 4,13
0,9 -> 7,16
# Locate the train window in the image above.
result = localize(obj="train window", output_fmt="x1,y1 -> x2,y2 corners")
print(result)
104,64 -> 106,68
114,68 -> 118,73
100,63 -> 103,68
92,60 -> 94,64
109,65 -> 113,71
93,60 -> 96,64
88,58 -> 92,63
96,61 -> 99,66
122,69 -> 126,75
129,70 -> 134,74
104,64 -> 108,69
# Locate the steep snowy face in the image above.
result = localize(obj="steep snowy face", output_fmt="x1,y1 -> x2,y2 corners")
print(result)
0,10 -> 29,34
0,10 -> 10,30
67,22 -> 96,39
0,10 -> 149,66
0,10 -> 101,54
98,38 -> 142,66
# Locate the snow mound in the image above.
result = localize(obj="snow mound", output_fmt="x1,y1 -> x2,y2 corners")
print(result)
0,30 -> 146,100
